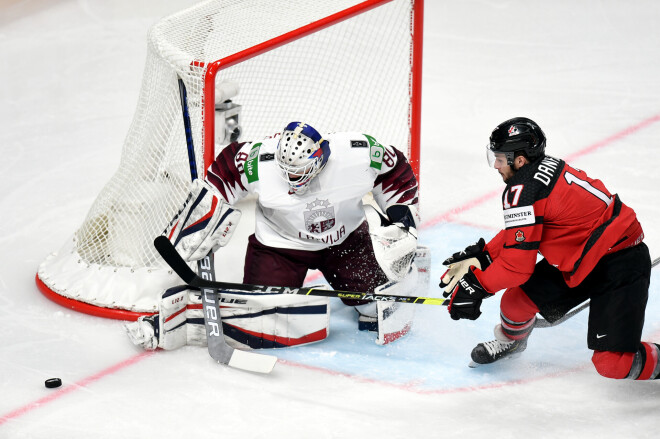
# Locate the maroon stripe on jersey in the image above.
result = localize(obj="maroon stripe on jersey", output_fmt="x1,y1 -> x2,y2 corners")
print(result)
207,142 -> 247,201
374,148 -> 418,204
399,188 -> 419,206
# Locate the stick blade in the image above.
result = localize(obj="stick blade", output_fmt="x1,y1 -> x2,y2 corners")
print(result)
227,349 -> 277,374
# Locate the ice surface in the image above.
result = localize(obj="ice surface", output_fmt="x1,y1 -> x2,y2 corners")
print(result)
1,1 -> 659,438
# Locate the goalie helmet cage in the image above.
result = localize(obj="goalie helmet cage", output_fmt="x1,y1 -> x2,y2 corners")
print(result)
36,0 -> 424,320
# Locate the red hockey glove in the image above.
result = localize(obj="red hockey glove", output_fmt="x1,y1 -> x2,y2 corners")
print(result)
443,267 -> 493,321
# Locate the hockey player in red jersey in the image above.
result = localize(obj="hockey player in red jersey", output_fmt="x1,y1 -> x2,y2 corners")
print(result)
440,117 -> 658,380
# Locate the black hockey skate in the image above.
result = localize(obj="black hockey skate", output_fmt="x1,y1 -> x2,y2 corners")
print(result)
469,324 -> 530,368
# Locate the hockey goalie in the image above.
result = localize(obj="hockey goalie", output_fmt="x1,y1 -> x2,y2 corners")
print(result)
125,121 -> 428,351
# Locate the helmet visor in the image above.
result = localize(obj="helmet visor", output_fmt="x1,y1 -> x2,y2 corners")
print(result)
486,146 -> 510,168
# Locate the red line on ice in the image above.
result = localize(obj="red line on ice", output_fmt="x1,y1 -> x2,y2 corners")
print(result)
277,359 -> 591,394
281,328 -> 660,393
0,351 -> 154,426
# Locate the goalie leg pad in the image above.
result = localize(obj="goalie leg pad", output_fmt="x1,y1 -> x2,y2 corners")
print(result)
376,301 -> 414,345
124,285 -> 195,350
352,267 -> 419,344
374,267 -> 418,345
126,286 -> 330,351
159,285 -> 199,349
124,286 -> 207,351
218,291 -> 330,349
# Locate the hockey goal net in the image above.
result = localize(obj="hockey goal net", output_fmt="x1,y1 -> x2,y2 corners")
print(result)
36,0 -> 424,319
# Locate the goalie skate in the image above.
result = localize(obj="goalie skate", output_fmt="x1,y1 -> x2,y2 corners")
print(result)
469,324 -> 530,368
356,303 -> 378,332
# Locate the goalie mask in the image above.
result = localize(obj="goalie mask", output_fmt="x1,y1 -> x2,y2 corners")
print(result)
276,122 -> 331,195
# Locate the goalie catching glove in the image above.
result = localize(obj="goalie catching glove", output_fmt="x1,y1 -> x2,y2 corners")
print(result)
165,179 -> 241,261
366,204 -> 419,282
443,267 -> 493,320
439,238 -> 492,294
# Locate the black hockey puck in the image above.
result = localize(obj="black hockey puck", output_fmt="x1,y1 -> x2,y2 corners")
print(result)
45,378 -> 62,388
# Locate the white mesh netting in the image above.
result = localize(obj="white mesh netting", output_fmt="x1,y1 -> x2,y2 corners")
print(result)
37,0 -> 421,315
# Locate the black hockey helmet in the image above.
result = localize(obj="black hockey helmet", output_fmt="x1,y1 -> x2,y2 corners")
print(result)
488,117 -> 546,166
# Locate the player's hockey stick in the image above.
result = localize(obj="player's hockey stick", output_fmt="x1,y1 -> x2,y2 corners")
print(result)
154,235 -> 447,305
536,255 -> 660,328
535,301 -> 590,328
177,78 -> 275,373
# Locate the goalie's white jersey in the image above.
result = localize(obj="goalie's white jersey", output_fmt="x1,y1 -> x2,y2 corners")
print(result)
207,132 -> 419,251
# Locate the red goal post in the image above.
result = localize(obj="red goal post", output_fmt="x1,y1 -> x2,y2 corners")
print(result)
199,0 -> 423,176
36,0 -> 424,319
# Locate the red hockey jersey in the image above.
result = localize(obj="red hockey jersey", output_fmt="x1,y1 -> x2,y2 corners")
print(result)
476,156 -> 643,293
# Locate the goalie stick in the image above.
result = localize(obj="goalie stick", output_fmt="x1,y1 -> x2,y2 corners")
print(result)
536,254 -> 660,328
176,78 -> 276,374
154,235 -> 447,305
